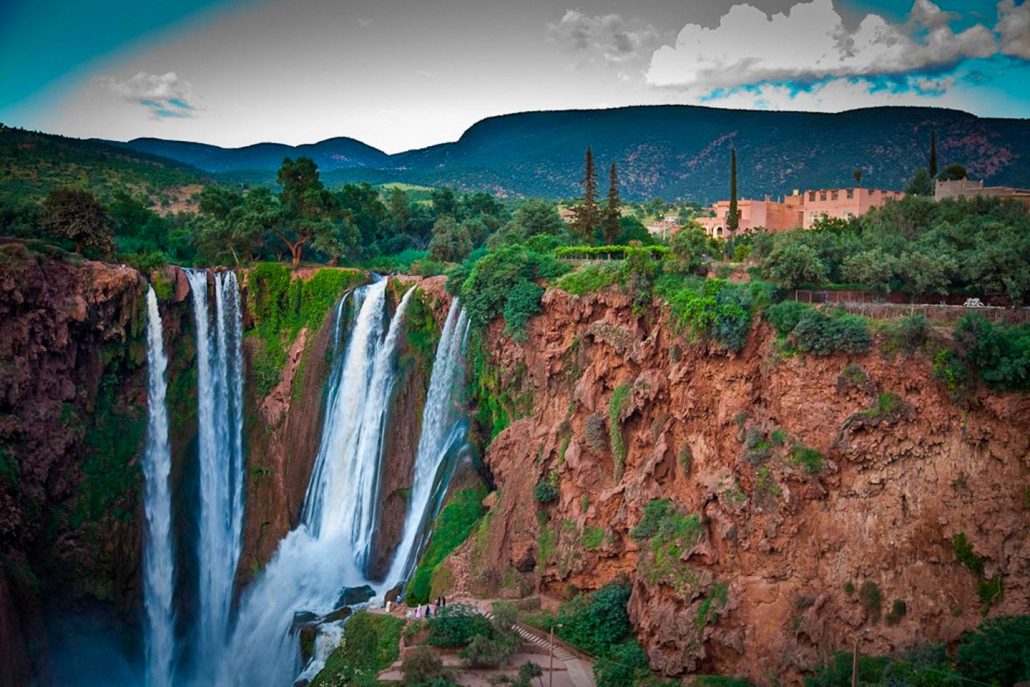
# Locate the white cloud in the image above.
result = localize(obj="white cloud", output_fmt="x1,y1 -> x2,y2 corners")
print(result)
548,10 -> 666,66
996,0 -> 1030,59
98,71 -> 198,119
645,0 -> 997,91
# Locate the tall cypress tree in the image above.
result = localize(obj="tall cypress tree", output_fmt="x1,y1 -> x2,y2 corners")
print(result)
727,147 -> 739,232
572,147 -> 599,241
602,162 -> 621,243
929,129 -> 938,178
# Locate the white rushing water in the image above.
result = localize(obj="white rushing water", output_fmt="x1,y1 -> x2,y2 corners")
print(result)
185,269 -> 246,677
384,300 -> 470,588
215,279 -> 407,686
142,287 -> 175,687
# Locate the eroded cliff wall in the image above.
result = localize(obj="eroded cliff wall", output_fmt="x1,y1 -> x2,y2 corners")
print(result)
0,242 -> 152,683
441,287 -> 1029,683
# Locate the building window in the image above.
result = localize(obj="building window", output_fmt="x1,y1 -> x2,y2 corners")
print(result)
831,190 -> 839,200
819,191 -> 827,201
808,191 -> 816,201
846,189 -> 854,199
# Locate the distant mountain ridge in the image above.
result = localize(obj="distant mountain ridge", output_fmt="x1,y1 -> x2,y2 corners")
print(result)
115,105 -> 1030,201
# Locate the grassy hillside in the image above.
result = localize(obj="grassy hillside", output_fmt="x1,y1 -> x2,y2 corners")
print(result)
0,125 -> 209,210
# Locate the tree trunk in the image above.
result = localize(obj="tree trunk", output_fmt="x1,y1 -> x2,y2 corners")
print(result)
291,243 -> 303,267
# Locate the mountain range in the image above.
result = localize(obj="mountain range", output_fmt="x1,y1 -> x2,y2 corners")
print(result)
11,104 -> 1030,203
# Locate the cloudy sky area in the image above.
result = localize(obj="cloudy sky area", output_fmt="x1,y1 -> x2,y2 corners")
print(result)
1,0 -> 1027,152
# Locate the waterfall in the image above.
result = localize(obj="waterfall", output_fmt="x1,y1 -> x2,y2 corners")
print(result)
185,269 -> 246,676
142,287 -> 175,687
215,278 -> 414,686
384,300 -> 470,588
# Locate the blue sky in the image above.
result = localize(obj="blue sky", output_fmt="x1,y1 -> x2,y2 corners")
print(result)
1,0 -> 1026,151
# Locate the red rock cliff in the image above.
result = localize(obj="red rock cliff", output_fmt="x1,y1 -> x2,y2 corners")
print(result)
445,286 -> 1029,684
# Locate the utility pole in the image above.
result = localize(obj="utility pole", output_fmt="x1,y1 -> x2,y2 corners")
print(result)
548,626 -> 555,687
851,637 -> 859,687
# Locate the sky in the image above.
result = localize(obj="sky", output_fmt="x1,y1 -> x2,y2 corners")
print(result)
0,0 -> 1027,153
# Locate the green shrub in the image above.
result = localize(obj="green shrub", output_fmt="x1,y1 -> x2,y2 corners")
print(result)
692,677 -> 756,687
555,263 -> 623,296
791,310 -> 871,356
954,315 -> 1030,392
886,600 -> 907,626
503,279 -> 544,341
956,616 -> 1030,686
608,384 -> 631,479
311,611 -> 404,687
765,301 -> 813,337
859,580 -> 882,620
555,583 -> 632,657
401,646 -> 449,685
533,480 -> 558,504
894,314 -> 931,354
658,278 -> 770,352
630,499 -> 674,541
513,661 -> 544,687
932,348 -> 974,402
790,445 -> 825,474
426,605 -> 494,647
952,532 -> 985,576
460,631 -> 519,668
458,245 -> 567,330
594,640 -> 651,687
581,526 -> 605,550
406,486 -> 487,604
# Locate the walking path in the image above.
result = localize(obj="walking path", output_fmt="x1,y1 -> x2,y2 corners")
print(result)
375,604 -> 595,687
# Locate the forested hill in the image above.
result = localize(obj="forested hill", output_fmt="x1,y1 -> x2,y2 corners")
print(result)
0,126 -> 208,206
117,105 -> 1029,201
112,135 -> 391,176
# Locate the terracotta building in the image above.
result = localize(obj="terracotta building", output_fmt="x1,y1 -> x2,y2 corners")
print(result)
935,178 -> 1030,209
799,187 -> 903,228
695,187 -> 903,238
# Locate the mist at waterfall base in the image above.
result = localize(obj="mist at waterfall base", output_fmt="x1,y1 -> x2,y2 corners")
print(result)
45,274 -> 472,687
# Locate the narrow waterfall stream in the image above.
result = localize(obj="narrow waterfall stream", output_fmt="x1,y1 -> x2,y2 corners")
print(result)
384,299 -> 470,589
142,287 -> 175,687
185,269 -> 246,679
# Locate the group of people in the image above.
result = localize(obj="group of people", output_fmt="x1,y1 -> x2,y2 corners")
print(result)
411,596 -> 447,619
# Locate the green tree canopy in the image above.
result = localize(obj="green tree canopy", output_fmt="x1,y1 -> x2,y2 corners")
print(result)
763,242 -> 827,289
40,187 -> 114,256
427,215 -> 473,262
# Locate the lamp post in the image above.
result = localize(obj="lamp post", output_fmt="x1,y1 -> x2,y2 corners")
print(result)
548,623 -> 563,687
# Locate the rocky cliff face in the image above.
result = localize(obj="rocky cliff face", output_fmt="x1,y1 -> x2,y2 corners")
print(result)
441,287 -> 1029,683
0,242 -> 153,684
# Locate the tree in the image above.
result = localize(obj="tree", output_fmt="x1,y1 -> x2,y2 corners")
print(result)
939,163 -> 967,181
602,162 -> 621,243
510,199 -> 564,237
40,188 -> 114,256
195,186 -> 278,265
335,182 -> 388,248
853,169 -> 863,186
427,215 -> 472,262
570,147 -> 599,241
275,157 -> 344,266
842,248 -> 896,296
928,129 -> 938,178
668,224 -> 713,275
905,168 -> 933,197
728,147 -> 739,232
896,250 -> 955,301
763,242 -> 827,289
430,187 -> 458,218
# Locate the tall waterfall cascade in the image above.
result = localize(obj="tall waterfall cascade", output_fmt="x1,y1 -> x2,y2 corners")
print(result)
142,287 -> 175,687
139,273 -> 469,687
185,269 -> 247,678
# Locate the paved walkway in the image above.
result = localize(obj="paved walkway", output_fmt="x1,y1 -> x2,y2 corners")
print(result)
377,607 -> 595,687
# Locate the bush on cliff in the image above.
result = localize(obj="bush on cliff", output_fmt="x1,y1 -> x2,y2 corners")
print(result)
311,611 -> 403,687
655,277 -> 772,352
553,583 -> 632,657
789,309 -> 871,356
406,485 -> 487,605
956,615 -> 1030,686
